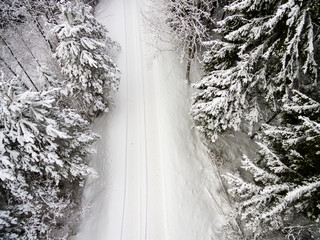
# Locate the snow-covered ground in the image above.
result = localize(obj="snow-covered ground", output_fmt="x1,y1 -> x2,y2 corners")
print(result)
72,0 -> 229,239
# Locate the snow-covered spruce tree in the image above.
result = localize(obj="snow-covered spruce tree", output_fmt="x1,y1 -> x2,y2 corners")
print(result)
0,72 -> 98,239
191,0 -> 320,142
147,0 -> 218,81
224,90 -> 320,239
53,1 -> 119,119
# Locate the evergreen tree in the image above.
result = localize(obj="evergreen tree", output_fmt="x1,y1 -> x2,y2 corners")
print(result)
53,1 -> 120,119
191,0 -> 320,141
0,72 -> 98,239
224,90 -> 320,239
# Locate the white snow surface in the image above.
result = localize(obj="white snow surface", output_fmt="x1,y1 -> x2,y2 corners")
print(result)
72,0 -> 228,239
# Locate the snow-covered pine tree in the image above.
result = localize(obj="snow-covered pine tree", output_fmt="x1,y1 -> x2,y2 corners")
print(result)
53,1 -> 119,119
191,0 -> 320,142
224,90 -> 320,239
0,72 -> 98,239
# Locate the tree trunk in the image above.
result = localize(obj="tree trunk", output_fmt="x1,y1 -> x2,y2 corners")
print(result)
221,11 -> 226,20
13,26 -> 44,70
250,111 -> 280,139
185,43 -> 196,84
14,27 -> 53,87
0,36 -> 39,91
35,16 -> 54,52
0,56 -> 18,77
0,57 -> 30,90
25,3 -> 54,53
186,60 -> 192,84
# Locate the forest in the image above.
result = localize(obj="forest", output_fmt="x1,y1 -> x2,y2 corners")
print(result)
149,0 -> 319,239
1,0 -> 319,239
0,0 -> 119,239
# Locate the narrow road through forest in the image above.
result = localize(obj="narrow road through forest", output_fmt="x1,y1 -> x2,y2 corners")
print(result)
72,0 -> 228,239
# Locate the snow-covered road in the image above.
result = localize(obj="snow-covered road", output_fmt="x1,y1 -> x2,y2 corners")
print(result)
72,0 -> 228,239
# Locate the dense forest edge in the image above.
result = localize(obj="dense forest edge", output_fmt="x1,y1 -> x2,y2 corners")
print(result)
147,0 -> 320,239
0,0 -> 119,239
0,0 -> 319,239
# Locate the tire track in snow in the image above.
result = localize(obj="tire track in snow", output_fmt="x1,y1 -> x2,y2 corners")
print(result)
121,0 -> 148,239
152,58 -> 169,239
135,0 -> 149,237
136,0 -> 149,239
72,0 -> 168,239
120,0 -> 129,238
73,0 -> 228,238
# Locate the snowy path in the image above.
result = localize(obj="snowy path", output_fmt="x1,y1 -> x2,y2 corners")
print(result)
72,0 -> 228,239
